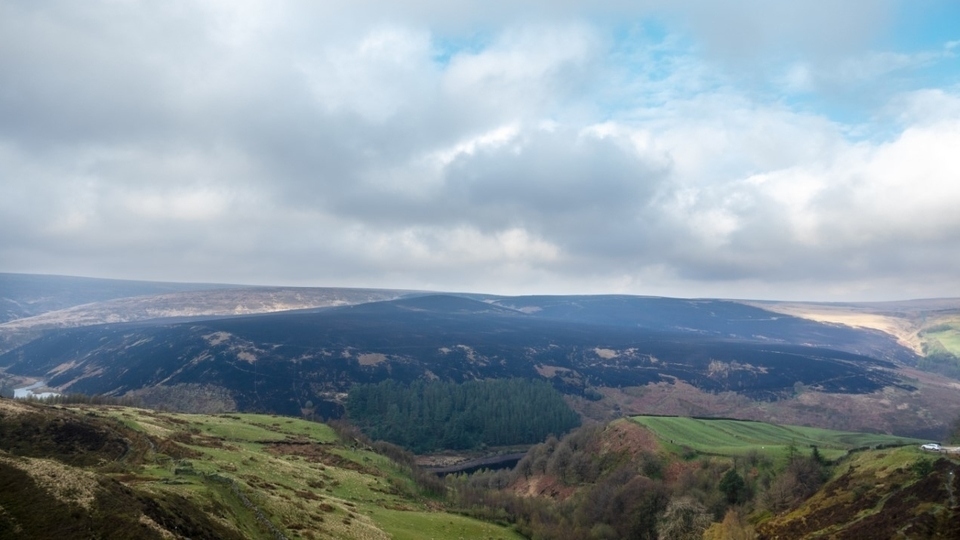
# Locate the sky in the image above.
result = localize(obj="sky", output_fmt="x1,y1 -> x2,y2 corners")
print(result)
1,0 -> 959,301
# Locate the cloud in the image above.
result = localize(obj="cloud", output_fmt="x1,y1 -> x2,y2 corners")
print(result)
298,27 -> 437,122
1,0 -> 959,300
672,0 -> 896,60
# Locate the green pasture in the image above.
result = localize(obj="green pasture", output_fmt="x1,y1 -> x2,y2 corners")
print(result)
69,405 -> 520,540
630,415 -> 923,461
371,507 -> 524,540
923,318 -> 960,357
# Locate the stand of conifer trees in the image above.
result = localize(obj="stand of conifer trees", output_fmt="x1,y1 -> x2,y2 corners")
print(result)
346,378 -> 580,453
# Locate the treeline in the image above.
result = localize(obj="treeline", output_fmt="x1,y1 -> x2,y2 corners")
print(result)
445,422 -> 832,539
127,383 -> 236,413
346,378 -> 580,453
949,414 -> 960,445
20,393 -> 142,407
4,384 -> 238,414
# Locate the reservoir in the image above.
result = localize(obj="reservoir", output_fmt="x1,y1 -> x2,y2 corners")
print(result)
13,381 -> 60,399
425,452 -> 526,476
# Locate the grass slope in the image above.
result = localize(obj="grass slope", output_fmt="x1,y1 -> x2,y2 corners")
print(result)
630,415 -> 923,461
922,317 -> 960,356
758,445 -> 960,538
0,399 -> 522,540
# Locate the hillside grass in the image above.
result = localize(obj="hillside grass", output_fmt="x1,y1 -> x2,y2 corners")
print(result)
922,317 -> 960,356
66,405 -> 523,540
631,415 -> 923,461
759,445 -> 960,538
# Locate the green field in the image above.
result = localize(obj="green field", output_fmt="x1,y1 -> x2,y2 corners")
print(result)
75,406 -> 523,540
630,415 -> 923,461
923,318 -> 960,356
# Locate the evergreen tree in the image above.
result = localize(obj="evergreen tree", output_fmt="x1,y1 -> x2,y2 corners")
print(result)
719,468 -> 747,505
346,378 -> 580,452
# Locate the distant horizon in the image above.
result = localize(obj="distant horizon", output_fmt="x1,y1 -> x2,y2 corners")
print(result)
3,270 -> 958,305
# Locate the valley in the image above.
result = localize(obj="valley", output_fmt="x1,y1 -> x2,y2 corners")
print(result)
3,273 -> 960,538
2,397 -> 957,539
2,274 -> 959,440
752,298 -> 960,374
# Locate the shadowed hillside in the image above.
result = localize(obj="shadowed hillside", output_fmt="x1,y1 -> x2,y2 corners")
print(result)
0,294 -> 924,433
2,277 -> 957,439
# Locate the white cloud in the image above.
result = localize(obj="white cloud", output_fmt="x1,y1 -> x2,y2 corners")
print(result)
2,0 -> 959,300
429,123 -> 521,167
299,27 -> 437,122
442,23 -> 601,120
781,49 -> 949,96
888,89 -> 960,126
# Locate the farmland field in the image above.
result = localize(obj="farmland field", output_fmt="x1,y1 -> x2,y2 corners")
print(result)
630,415 -> 924,460
923,318 -> 960,356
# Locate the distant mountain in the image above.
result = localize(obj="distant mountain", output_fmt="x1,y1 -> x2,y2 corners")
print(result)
0,272 -> 235,324
0,294 -> 915,425
0,286 -> 413,333
0,274 -> 412,355
3,274 -> 958,439
479,295 -> 914,363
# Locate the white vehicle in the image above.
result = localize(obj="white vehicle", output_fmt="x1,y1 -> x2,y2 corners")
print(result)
921,443 -> 942,451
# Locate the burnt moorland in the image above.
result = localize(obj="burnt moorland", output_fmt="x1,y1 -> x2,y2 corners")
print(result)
0,294 -> 912,418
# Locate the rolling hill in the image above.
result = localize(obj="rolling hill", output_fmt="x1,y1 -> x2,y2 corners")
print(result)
2,296 -> 907,406
750,297 -> 960,378
0,273 -> 237,324
2,274 -> 958,440
3,397 -> 956,540
0,397 -> 521,540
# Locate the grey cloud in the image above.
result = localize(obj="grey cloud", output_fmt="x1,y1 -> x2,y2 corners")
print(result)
440,128 -> 666,241
2,0 -> 959,301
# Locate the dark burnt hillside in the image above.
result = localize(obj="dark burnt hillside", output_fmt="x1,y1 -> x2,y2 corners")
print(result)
0,295 -> 909,418
480,295 -> 914,363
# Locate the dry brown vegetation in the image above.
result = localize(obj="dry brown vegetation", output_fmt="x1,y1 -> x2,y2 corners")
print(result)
588,372 -> 960,440
758,452 -> 960,538
746,298 -> 960,358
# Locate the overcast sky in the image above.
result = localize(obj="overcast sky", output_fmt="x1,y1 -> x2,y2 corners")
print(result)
2,1 -> 959,300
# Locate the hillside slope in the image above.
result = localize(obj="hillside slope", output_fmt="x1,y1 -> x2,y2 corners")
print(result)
748,298 -> 960,376
757,447 -> 960,538
3,276 -> 954,439
0,295 -> 909,418
0,273 -> 235,324
444,416 -> 957,539
0,397 -> 520,540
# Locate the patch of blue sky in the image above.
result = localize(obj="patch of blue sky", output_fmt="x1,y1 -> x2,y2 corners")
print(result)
779,92 -> 884,142
745,5 -> 958,142
873,2 -> 960,89
769,73 -> 914,144
611,23 -> 687,84
883,1 -> 960,53
597,20 -> 718,118
430,31 -> 492,67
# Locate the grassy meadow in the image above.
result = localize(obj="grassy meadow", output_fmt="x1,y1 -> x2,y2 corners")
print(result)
74,406 -> 524,540
630,415 -> 924,461
922,317 -> 960,356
